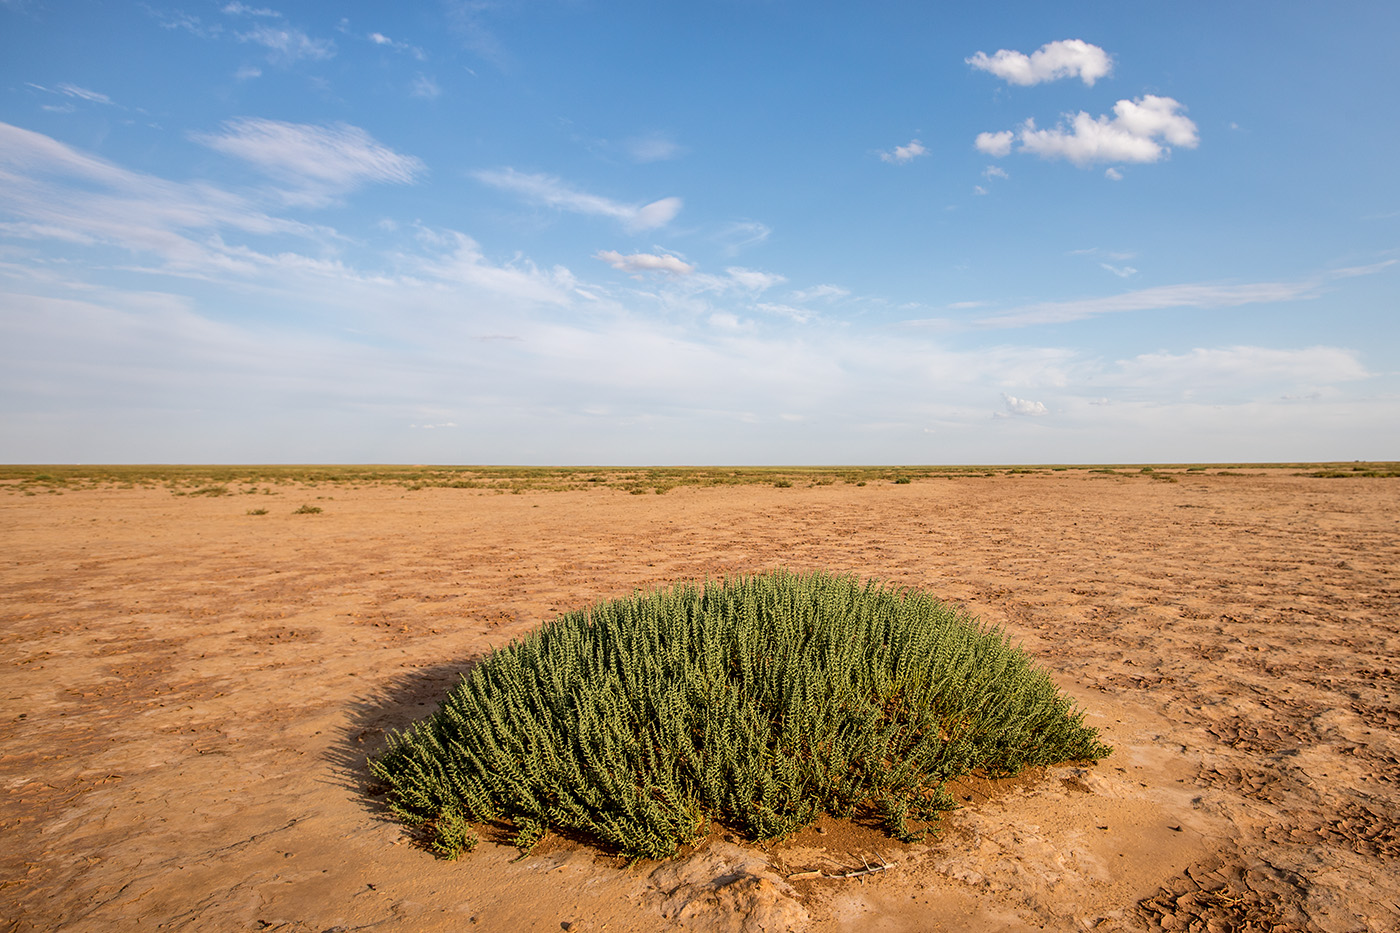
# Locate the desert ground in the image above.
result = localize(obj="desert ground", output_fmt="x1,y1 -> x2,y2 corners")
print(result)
3,467 -> 1398,932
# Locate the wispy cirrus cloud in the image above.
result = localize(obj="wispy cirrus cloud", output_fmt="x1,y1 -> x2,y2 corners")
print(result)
26,82 -> 119,112
1113,346 -> 1370,388
977,280 -> 1318,328
410,74 -> 441,98
625,133 -> 683,163
979,95 -> 1199,166
222,2 -> 281,16
967,39 -> 1113,86
0,120 -> 320,272
715,220 -> 770,256
192,118 -> 424,204
474,168 -> 682,231
368,30 -> 427,60
237,23 -> 335,62
726,267 -> 785,291
790,284 -> 849,302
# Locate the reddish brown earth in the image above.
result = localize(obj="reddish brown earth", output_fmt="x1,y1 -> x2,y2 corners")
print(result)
3,471 -> 1398,932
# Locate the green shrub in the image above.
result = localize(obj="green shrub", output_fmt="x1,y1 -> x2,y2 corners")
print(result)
893,476 -> 912,484
293,504 -> 322,514
371,570 -> 1110,860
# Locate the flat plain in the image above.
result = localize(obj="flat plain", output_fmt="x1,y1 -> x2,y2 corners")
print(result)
3,466 -> 1398,932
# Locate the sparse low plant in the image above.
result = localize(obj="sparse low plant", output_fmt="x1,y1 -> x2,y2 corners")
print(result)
372,570 -> 1111,861
894,475 -> 912,484
188,485 -> 231,496
246,508 -> 269,516
293,504 -> 322,514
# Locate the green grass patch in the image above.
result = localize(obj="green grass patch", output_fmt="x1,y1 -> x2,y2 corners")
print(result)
371,570 -> 1111,861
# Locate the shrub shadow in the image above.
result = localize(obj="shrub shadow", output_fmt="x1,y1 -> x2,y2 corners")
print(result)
327,655 -> 485,821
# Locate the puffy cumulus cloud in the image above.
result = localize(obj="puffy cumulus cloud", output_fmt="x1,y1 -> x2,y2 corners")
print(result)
975,131 -> 1014,157
1014,96 -> 1199,166
879,139 -> 927,164
594,250 -> 694,276
193,118 -> 423,201
1001,394 -> 1048,416
476,169 -> 682,231
977,96 -> 1197,167
967,39 -> 1112,87
1105,167 -> 1124,181
726,267 -> 785,291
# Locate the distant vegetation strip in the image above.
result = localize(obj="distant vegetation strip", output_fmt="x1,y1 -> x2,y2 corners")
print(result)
2,462 -> 1395,496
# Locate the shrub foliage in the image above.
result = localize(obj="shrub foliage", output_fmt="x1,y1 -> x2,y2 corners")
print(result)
371,570 -> 1111,859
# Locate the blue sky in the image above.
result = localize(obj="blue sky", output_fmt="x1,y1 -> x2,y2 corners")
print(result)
2,1 -> 1397,464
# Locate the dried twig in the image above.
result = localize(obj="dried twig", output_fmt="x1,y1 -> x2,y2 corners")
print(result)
788,855 -> 896,881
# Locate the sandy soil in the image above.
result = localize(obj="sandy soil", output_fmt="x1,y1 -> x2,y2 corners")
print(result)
3,470 -> 1398,932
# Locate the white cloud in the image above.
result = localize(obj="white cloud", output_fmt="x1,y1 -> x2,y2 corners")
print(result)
967,39 -> 1112,86
975,131 -> 1014,158
1105,167 -> 1123,180
405,227 -> 575,305
978,278 -> 1322,328
880,140 -> 927,164
754,302 -> 814,324
1002,394 -> 1048,416
410,74 -> 441,99
474,168 -> 682,231
632,197 -> 684,230
726,267 -> 785,291
790,284 -> 849,302
26,82 -> 118,108
223,2 -> 281,16
1011,95 -> 1199,166
1115,346 -> 1370,388
0,121 -> 322,273
973,185 -> 988,196
234,65 -> 262,80
626,134 -> 682,163
715,220 -> 770,255
983,165 -> 1009,179
151,9 -> 222,37
238,24 -> 334,62
368,31 -> 426,60
192,118 -> 424,203
594,250 -> 694,276
708,311 -> 747,331
1100,263 -> 1137,278
56,83 -> 113,105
